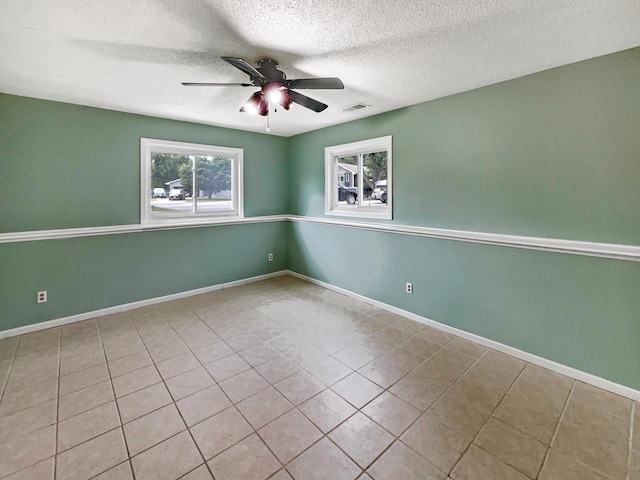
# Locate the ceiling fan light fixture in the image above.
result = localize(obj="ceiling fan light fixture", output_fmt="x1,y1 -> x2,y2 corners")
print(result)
240,91 -> 268,116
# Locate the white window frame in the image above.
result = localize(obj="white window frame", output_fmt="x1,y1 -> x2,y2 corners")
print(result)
141,138 -> 244,226
325,135 -> 392,220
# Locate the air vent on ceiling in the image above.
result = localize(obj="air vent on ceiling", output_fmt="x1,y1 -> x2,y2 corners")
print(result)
342,103 -> 369,112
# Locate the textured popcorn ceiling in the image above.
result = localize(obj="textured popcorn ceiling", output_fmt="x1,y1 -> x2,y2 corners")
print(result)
1,0 -> 639,136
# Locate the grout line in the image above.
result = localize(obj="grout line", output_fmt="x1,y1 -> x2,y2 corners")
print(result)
53,328 -> 61,480
456,358 -> 529,478
0,335 -> 20,404
628,402 -> 635,480
97,312 -> 138,480
537,379 -> 576,479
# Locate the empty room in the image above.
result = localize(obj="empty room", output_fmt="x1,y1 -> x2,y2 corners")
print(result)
1,1 -> 639,479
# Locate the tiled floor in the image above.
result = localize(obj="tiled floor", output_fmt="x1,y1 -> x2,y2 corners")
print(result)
0,275 -> 637,479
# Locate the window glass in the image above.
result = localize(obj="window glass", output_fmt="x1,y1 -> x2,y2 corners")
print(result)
325,136 -> 392,219
142,139 -> 243,225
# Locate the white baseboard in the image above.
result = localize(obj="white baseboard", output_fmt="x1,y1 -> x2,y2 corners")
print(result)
0,270 -> 288,340
285,270 -> 640,402
3,268 -> 638,402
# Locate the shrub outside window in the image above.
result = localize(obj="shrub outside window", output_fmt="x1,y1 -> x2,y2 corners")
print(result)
141,138 -> 243,225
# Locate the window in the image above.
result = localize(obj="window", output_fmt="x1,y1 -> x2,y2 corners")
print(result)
325,135 -> 392,219
141,138 -> 243,225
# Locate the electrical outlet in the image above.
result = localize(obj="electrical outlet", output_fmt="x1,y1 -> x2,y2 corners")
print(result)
37,291 -> 47,303
405,282 -> 413,294
268,253 -> 273,262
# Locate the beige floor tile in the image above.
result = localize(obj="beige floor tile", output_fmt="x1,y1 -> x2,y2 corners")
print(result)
375,326 -> 413,346
4,364 -> 59,394
258,409 -> 322,463
147,339 -> 190,363
284,343 -> 329,368
180,464 -> 213,479
493,364 -> 572,444
0,379 -> 58,417
131,431 -> 203,479
237,386 -> 294,429
0,399 -> 56,446
299,389 -> 356,433
93,462 -> 133,479
331,372 -> 383,409
362,391 -> 420,437
192,341 -> 234,364
451,444 -> 529,480
329,412 -> 394,468
208,433 -> 280,480
538,449 -> 610,480
117,382 -> 173,423
190,406 -> 253,459
177,384 -> 232,427
389,348 -> 476,411
401,412 -> 469,474
274,371 -> 326,405
255,355 -> 301,384
103,339 -> 146,361
2,457 -> 54,480
166,366 -> 215,400
56,428 -> 128,480
417,327 -> 456,347
58,401 -> 120,452
3,279 -> 637,480
358,357 -> 408,389
123,404 -> 186,456
306,356 -> 353,386
0,336 -> 19,362
446,338 -> 488,360
59,363 -> 110,395
156,351 -> 201,380
475,418 -> 546,478
270,470 -> 293,480
429,389 -> 492,443
59,350 -> 105,377
238,343 -> 281,366
631,406 -> 640,479
106,350 -> 153,378
368,441 -> 446,480
59,380 -> 114,420
287,437 -> 361,480
570,381 -> 632,420
550,417 -> 629,479
226,332 -> 262,351
205,353 -> 251,382
112,364 -> 161,398
400,336 -> 442,358
219,368 -> 270,403
0,425 -> 56,478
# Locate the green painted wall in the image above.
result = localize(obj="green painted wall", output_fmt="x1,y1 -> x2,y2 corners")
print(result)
0,94 -> 290,233
2,48 -> 639,391
289,48 -> 640,245
0,94 -> 289,330
287,48 -> 640,389
288,222 -> 640,389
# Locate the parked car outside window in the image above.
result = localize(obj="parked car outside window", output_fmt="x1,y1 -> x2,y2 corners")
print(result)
168,189 -> 185,200
152,188 -> 166,198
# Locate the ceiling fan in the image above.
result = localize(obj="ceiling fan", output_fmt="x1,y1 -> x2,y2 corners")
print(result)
182,56 -> 344,116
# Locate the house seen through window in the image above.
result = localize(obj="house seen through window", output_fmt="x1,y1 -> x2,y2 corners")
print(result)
141,138 -> 243,225
325,135 -> 392,219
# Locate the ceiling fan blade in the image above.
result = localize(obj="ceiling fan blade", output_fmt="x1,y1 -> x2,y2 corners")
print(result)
286,78 -> 344,90
289,90 -> 328,112
221,57 -> 266,81
182,82 -> 252,86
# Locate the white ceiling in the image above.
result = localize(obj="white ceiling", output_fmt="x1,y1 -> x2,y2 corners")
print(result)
1,0 -> 639,137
